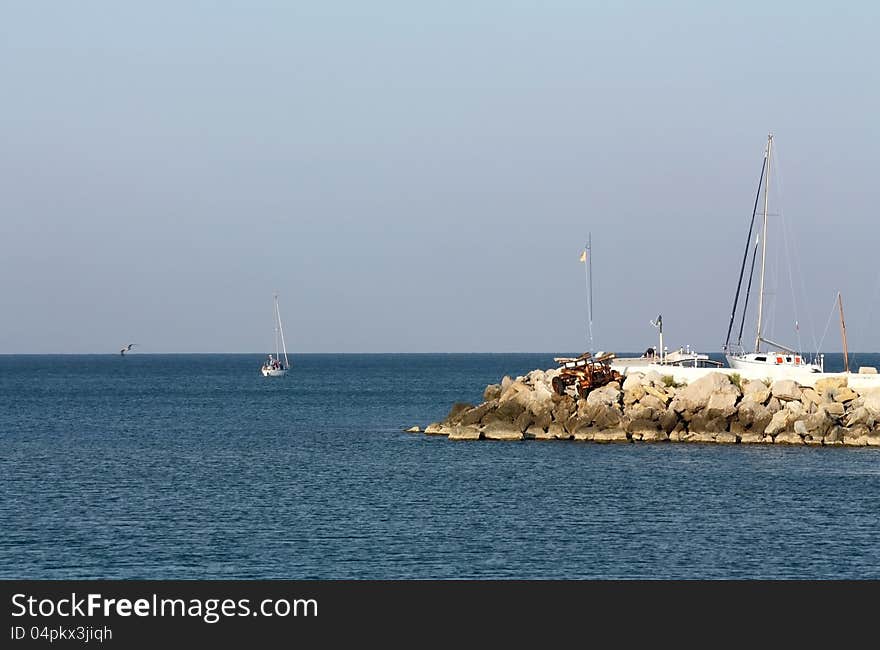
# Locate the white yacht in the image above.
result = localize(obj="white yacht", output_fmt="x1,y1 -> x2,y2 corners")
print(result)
722,133 -> 823,376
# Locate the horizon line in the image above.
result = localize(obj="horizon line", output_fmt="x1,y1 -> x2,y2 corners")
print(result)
0,350 -> 868,356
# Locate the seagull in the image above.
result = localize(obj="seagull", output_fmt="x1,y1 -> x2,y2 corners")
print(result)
120,343 -> 137,356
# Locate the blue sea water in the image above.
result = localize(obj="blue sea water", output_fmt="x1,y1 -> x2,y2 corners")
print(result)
1,352 -> 879,579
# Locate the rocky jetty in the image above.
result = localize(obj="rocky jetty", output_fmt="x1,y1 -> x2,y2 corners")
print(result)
419,368 -> 880,446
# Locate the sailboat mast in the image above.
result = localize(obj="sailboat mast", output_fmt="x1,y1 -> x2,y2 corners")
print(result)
273,293 -> 281,360
276,294 -> 290,368
838,292 -> 849,373
754,133 -> 772,353
586,233 -> 593,353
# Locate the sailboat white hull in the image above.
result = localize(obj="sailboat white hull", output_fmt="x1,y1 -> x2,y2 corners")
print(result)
725,353 -> 822,377
261,367 -> 288,377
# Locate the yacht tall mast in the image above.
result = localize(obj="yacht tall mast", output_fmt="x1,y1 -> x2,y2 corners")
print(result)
273,293 -> 280,360
838,292 -> 849,373
754,133 -> 772,353
274,292 -> 290,369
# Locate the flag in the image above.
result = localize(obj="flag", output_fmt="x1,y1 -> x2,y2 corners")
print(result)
579,250 -> 587,263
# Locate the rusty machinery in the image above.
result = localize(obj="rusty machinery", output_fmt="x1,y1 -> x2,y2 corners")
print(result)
551,352 -> 621,399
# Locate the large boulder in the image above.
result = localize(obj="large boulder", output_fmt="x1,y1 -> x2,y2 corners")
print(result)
482,420 -> 523,441
741,379 -> 771,404
586,384 -> 622,408
801,388 -> 823,406
622,373 -> 644,391
495,398 -> 526,422
527,369 -> 547,386
689,412 -> 728,433
739,431 -> 766,444
670,373 -> 739,414
860,388 -> 880,415
771,379 -> 802,402
547,422 -> 571,440
843,425 -> 870,446
660,407 -> 680,433
514,411 -> 535,433
815,376 -> 847,394
424,422 -> 449,435
592,405 -> 622,429
833,387 -> 858,403
764,410 -> 791,436
459,400 -> 498,426
498,379 -> 531,408
645,385 -> 673,404
820,401 -> 845,418
774,431 -> 804,445
737,401 -> 770,430
625,404 -> 656,422
801,411 -> 833,438
551,395 -> 577,424
448,424 -> 481,440
629,423 -> 668,442
665,421 -> 684,441
443,402 -> 473,425
623,385 -> 647,406
524,425 -> 555,440
532,410 -> 552,432
625,417 -> 659,435
483,383 -> 502,402
845,407 -> 875,428
531,380 -> 555,406
640,394 -> 667,413
706,391 -> 739,419
571,421 -> 598,441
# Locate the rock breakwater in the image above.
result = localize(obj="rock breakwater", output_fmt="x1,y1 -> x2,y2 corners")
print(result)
420,368 -> 880,446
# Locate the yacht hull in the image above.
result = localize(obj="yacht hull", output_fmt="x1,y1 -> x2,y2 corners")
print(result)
725,354 -> 822,377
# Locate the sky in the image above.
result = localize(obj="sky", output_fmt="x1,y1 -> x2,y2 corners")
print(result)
1,1 -> 878,354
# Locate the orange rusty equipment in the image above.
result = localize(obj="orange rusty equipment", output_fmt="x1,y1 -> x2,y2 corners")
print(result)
551,352 -> 621,399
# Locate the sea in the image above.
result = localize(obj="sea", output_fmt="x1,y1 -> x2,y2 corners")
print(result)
1,352 -> 879,579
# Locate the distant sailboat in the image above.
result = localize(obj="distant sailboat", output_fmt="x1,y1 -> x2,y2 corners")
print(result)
261,293 -> 290,377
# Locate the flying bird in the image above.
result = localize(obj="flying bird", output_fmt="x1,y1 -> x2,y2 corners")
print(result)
120,343 -> 137,356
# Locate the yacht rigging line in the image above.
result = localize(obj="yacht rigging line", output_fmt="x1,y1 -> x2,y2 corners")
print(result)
815,292 -> 839,358
774,148 -> 818,355
725,155 -> 766,351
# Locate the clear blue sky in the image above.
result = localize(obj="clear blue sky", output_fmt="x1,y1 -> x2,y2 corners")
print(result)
2,1 -> 878,353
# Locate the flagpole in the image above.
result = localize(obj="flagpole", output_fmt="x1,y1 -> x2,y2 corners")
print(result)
651,314 -> 663,362
588,233 -> 593,352
583,234 -> 593,353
